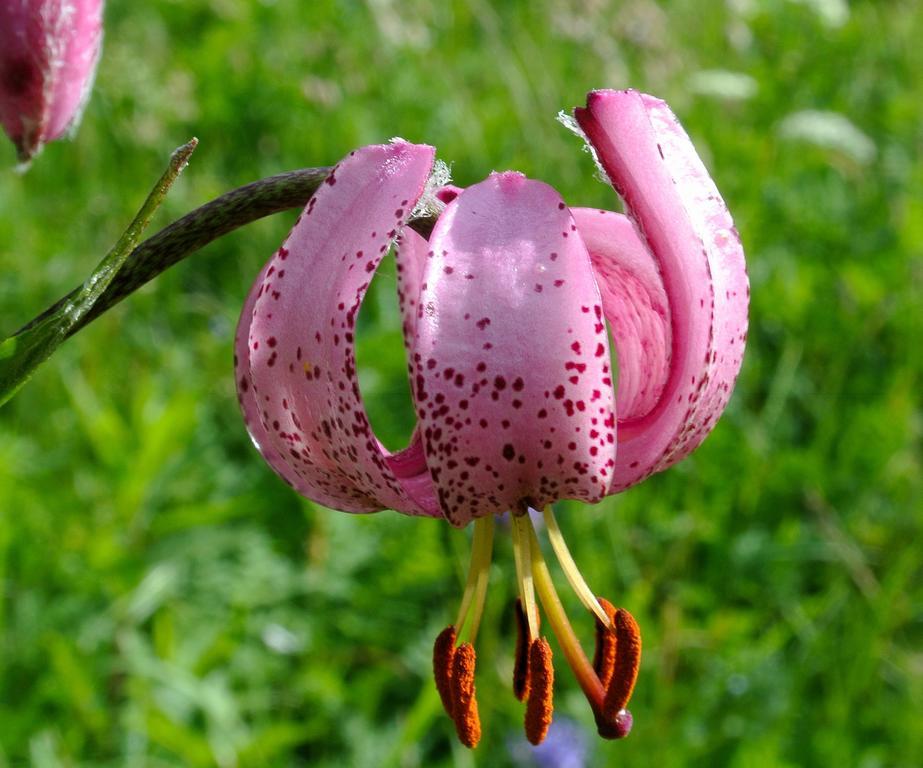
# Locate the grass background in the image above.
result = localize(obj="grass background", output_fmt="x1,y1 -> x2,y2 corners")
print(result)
1,0 -> 921,765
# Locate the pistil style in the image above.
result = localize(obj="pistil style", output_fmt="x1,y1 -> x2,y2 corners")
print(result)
525,512 -> 641,739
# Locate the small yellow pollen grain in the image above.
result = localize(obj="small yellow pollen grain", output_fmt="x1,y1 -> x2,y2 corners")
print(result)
303,362 -> 313,373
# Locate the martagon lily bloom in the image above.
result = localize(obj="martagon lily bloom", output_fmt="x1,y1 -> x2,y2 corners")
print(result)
235,89 -> 748,747
0,0 -> 104,162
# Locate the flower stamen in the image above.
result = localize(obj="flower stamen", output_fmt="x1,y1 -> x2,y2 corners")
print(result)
526,516 -> 606,710
593,597 -> 618,689
433,516 -> 493,747
513,598 -> 532,701
511,508 -> 540,642
454,516 -> 495,642
433,625 -> 457,717
543,506 -> 612,629
524,636 -> 555,745
451,642 -> 481,748
602,608 -> 642,718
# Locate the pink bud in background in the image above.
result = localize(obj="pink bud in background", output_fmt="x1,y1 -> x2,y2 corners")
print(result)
0,0 -> 104,163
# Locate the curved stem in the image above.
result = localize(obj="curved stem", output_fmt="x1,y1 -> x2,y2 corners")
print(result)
16,167 -> 438,340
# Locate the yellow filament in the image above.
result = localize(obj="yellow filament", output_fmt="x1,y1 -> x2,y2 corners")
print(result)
511,511 -> 539,641
455,516 -> 495,643
542,506 -> 612,629
526,515 -> 606,707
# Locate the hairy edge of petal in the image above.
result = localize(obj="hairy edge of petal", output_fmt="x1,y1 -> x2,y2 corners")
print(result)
402,172 -> 617,526
239,141 -> 440,515
574,89 -> 749,492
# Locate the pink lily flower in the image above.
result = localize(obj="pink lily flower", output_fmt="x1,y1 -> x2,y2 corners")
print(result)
0,0 -> 104,162
235,89 -> 748,747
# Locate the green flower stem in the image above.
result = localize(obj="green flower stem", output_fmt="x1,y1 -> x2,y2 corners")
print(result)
18,164 -> 330,339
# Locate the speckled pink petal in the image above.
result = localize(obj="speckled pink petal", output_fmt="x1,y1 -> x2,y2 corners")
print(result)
404,172 -> 617,526
574,89 -> 749,492
240,141 -> 441,516
235,256 -> 319,499
572,207 -> 672,422
0,0 -> 104,162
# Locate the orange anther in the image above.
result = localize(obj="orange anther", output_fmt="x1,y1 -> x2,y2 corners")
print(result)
593,596 -> 618,689
433,625 -> 457,718
451,642 -> 482,748
602,608 -> 642,719
524,637 -> 554,745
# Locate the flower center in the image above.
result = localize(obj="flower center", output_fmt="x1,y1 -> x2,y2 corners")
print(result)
431,506 -> 642,748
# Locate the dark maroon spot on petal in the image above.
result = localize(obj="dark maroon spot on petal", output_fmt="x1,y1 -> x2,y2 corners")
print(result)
476,318 -> 491,330
553,385 -> 565,399
512,377 -> 524,391
267,337 -> 277,348
502,444 -> 516,461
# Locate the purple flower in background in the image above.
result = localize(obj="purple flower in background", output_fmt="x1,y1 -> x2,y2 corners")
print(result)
0,0 -> 104,162
509,717 -> 591,768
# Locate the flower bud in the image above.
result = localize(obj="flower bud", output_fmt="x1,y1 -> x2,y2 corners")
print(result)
0,0 -> 104,162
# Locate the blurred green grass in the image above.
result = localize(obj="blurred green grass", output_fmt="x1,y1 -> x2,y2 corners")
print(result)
1,0 -> 921,766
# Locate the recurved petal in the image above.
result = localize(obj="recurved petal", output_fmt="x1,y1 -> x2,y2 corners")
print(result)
235,256 -> 318,500
403,172 -> 617,526
574,89 -> 749,492
240,141 -> 440,515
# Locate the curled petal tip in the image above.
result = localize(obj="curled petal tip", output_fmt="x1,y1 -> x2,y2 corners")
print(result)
573,87 -> 749,492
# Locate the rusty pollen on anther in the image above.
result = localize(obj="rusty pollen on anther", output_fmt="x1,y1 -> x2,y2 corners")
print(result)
593,596 -> 618,689
602,608 -> 642,719
433,625 -> 458,718
524,637 -> 555,745
451,642 -> 482,748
